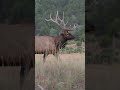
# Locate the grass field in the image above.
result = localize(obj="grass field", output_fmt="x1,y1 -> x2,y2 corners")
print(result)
35,53 -> 85,90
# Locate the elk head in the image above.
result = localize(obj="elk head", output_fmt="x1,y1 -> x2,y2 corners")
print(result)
45,11 -> 77,41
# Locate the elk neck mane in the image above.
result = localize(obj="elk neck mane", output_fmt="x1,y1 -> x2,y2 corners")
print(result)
54,34 -> 67,49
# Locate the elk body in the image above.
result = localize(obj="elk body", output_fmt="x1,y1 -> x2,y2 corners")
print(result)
0,24 -> 34,90
35,32 -> 74,62
35,11 -> 77,63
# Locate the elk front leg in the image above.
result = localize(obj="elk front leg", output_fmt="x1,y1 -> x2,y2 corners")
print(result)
43,52 -> 48,63
54,52 -> 61,61
20,58 -> 32,90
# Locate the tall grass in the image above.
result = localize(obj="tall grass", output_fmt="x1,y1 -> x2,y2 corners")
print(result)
35,53 -> 85,90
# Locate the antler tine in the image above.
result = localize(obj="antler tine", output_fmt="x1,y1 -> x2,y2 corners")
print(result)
66,24 -> 78,31
57,11 -> 68,29
45,11 -> 76,30
62,12 -> 67,28
72,24 -> 77,30
45,11 -> 63,29
56,11 -> 59,21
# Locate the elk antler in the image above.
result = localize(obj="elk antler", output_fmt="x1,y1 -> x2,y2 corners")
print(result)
45,11 -> 77,31
65,23 -> 78,31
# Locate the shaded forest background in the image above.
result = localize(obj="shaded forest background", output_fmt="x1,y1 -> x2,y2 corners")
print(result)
0,0 -> 119,37
35,0 -> 85,53
86,0 -> 120,64
35,0 -> 85,43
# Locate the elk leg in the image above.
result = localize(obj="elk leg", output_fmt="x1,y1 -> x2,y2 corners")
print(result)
54,53 -> 61,61
20,56 -> 32,89
20,64 -> 31,89
43,52 -> 48,63
20,65 -> 25,89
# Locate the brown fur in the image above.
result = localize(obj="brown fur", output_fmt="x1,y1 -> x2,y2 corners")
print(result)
35,32 -> 74,63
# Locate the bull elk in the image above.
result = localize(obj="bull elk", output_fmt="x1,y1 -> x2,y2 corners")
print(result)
35,11 -> 77,63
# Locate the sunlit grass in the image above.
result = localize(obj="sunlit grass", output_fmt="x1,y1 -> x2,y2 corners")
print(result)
35,53 -> 85,90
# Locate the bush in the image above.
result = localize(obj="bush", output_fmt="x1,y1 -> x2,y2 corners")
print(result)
76,41 -> 82,46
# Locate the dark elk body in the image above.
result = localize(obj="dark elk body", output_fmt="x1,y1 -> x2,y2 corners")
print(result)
35,11 -> 77,62
0,24 -> 34,89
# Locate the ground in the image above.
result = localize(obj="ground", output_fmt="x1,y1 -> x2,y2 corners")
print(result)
35,53 -> 85,90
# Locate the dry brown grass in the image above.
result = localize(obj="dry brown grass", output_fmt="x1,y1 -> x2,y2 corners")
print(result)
35,53 -> 85,90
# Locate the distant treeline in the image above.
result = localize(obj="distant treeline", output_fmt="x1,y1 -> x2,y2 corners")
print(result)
35,0 -> 85,42
86,0 -> 120,64
86,0 -> 120,36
